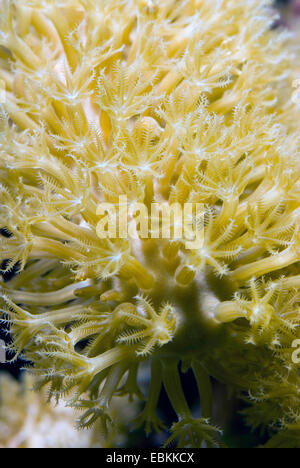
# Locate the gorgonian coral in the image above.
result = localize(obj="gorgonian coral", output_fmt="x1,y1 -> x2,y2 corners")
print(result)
0,0 -> 299,448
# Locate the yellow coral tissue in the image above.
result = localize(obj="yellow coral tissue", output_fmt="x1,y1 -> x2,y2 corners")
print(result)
0,0 -> 300,449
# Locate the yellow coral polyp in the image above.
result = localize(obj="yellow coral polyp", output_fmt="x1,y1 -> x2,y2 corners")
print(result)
0,0 -> 300,448
117,296 -> 178,355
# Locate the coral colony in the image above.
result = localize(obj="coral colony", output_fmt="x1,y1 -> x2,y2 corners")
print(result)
0,0 -> 300,448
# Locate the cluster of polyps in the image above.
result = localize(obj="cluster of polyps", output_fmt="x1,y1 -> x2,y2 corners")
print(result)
0,0 -> 300,448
